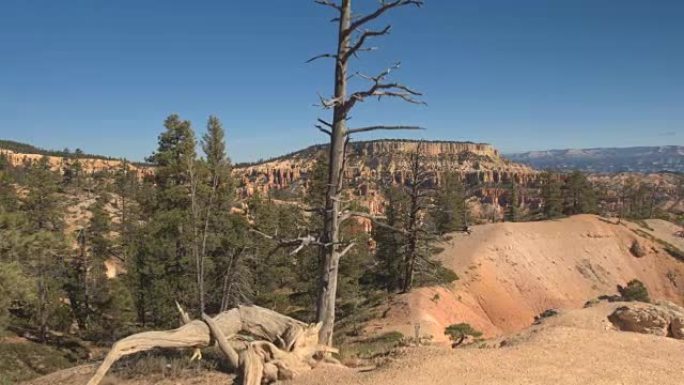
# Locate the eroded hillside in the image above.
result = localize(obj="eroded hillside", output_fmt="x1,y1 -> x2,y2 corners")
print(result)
370,215 -> 684,341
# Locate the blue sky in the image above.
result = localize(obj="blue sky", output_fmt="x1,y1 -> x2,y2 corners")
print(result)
1,0 -> 682,162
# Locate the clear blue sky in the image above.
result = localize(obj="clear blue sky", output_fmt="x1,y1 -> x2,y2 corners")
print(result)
1,0 -> 682,162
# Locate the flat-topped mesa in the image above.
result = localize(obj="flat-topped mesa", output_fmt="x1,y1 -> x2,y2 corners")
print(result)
353,140 -> 499,158
234,139 -> 538,198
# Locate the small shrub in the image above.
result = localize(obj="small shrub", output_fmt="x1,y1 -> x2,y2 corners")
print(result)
367,331 -> 404,345
533,309 -> 559,324
444,323 -> 482,348
340,331 -> 406,361
618,279 -> 651,303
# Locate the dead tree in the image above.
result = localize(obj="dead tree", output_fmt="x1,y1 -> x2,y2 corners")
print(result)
86,305 -> 337,385
310,0 -> 425,346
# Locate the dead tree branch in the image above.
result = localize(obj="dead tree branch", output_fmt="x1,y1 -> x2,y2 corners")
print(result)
347,125 -> 424,135
87,306 -> 336,385
314,0 -> 342,12
349,1 -> 424,33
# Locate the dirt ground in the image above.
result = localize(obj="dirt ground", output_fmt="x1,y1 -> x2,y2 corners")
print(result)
25,303 -> 684,385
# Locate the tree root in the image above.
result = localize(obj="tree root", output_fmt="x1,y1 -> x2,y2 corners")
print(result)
86,305 -> 339,385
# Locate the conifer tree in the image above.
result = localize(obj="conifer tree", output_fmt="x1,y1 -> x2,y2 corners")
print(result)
433,171 -> 466,233
373,185 -> 408,292
24,157 -> 63,231
541,171 -> 563,219
505,181 -> 520,222
563,170 -> 597,215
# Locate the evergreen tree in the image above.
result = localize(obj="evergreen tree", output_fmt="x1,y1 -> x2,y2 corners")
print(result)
64,193 -> 122,336
0,168 -> 18,212
129,115 -> 199,326
114,159 -> 139,262
540,171 -> 563,219
23,157 -> 64,231
433,171 -> 467,233
62,158 -> 83,188
372,185 -> 408,292
562,171 -> 597,215
373,146 -> 458,293
505,181 -> 520,222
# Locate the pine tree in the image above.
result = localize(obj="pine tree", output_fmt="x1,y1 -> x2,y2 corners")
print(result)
0,168 -> 18,212
130,114 -> 200,326
505,181 -> 520,222
23,157 -> 64,231
433,171 -> 467,233
114,159 -> 139,262
373,146 -> 457,293
563,171 -> 597,215
541,171 -> 563,219
373,185 -> 408,292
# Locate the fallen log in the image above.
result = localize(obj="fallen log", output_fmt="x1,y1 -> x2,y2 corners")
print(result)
86,305 -> 338,385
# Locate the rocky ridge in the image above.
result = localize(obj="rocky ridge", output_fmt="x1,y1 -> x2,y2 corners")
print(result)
234,140 -> 538,213
0,148 -> 153,178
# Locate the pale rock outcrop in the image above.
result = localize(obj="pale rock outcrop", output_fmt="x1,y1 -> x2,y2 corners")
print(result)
607,301 -> 684,339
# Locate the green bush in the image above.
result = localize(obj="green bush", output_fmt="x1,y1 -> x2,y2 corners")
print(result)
444,323 -> 482,347
618,279 -> 651,303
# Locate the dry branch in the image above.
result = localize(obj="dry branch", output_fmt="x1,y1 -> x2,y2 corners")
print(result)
86,305 -> 337,385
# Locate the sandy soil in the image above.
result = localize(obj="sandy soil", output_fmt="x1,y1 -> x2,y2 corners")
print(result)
367,215 -> 684,341
295,303 -> 684,385
643,219 -> 684,250
29,303 -> 684,385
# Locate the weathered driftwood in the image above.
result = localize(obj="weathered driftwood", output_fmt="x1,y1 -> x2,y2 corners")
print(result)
86,305 -> 338,385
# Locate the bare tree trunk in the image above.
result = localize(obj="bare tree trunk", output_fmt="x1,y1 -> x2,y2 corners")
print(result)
401,148 -> 424,293
316,0 -> 351,347
309,0 -> 424,345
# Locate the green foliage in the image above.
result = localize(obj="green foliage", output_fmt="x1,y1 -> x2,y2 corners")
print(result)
433,172 -> 467,233
562,171 -> 597,215
372,185 -> 409,292
444,323 -> 482,341
618,177 -> 658,220
23,157 -> 64,231
618,279 -> 651,303
0,340 -> 74,384
340,331 -> 405,360
0,261 -> 35,330
0,169 -> 18,212
371,152 -> 461,294
413,263 -> 459,287
540,171 -> 563,219
505,181 -> 520,222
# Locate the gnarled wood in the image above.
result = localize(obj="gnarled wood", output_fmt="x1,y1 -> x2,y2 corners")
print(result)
202,312 -> 240,369
86,305 -> 339,385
